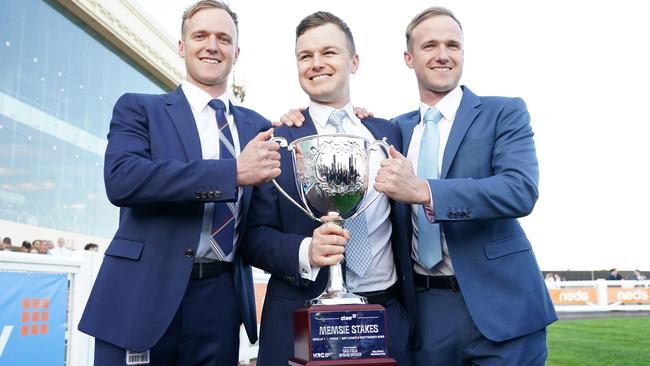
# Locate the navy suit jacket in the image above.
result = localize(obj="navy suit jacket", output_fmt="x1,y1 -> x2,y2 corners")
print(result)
395,86 -> 557,342
241,111 -> 416,365
78,87 -> 264,351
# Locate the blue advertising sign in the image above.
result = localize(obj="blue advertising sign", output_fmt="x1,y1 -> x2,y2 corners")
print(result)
309,308 -> 387,360
0,272 -> 68,366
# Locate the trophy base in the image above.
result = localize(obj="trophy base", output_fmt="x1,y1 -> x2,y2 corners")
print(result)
292,304 -> 395,366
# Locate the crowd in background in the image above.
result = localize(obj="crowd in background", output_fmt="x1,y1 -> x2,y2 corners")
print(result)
0,236 -> 99,255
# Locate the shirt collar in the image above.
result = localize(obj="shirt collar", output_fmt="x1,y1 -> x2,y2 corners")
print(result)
418,85 -> 463,124
308,101 -> 360,129
181,80 -> 230,115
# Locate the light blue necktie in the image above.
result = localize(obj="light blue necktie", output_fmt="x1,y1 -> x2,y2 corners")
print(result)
327,110 -> 372,277
417,107 -> 443,269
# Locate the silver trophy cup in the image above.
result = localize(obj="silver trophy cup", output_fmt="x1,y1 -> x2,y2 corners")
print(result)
271,133 -> 390,305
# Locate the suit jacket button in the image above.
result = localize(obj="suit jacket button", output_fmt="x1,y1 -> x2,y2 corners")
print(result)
195,192 -> 201,199
208,191 -> 215,198
201,192 -> 208,199
185,248 -> 194,258
215,190 -> 222,198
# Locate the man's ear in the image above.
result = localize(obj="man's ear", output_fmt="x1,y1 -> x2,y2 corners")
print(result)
178,40 -> 185,58
404,50 -> 414,69
350,54 -> 359,74
233,47 -> 240,65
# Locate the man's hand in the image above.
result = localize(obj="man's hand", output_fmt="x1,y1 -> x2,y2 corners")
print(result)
236,129 -> 281,186
375,145 -> 431,205
352,106 -> 374,120
309,222 -> 349,267
273,108 -> 306,127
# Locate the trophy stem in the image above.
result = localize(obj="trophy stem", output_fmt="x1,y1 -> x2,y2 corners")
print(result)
308,213 -> 367,306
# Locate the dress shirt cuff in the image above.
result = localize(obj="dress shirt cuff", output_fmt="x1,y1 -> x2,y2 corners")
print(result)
299,237 -> 321,281
423,182 -> 435,223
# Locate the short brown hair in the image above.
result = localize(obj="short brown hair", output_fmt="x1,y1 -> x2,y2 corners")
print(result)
181,0 -> 238,39
296,11 -> 356,54
405,7 -> 463,50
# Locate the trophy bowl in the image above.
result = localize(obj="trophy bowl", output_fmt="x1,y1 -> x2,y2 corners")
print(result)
271,133 -> 389,305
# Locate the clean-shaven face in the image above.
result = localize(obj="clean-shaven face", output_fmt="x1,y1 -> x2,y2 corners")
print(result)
405,15 -> 464,104
178,8 -> 239,96
296,23 -> 359,108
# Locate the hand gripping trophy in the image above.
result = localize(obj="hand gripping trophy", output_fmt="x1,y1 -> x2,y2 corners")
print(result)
272,133 -> 396,365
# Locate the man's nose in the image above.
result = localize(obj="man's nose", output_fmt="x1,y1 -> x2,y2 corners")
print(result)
206,34 -> 219,51
436,46 -> 449,62
311,54 -> 324,69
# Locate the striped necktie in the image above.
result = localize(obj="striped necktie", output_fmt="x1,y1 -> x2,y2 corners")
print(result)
207,99 -> 236,259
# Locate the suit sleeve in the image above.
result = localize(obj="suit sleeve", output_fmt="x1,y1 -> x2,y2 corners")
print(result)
429,98 -> 539,221
241,178 -> 309,288
104,93 -> 238,207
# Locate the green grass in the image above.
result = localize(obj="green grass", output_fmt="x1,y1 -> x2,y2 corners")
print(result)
547,317 -> 650,365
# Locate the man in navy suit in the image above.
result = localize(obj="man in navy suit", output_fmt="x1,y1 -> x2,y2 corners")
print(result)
241,12 -> 416,366
374,7 -> 557,366
78,1 -> 281,365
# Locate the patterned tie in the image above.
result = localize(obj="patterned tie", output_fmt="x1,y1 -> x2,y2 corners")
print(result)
327,110 -> 372,277
417,107 -> 443,269
207,99 -> 236,259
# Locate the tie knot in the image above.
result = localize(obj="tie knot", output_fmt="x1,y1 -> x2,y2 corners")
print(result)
208,99 -> 226,112
327,109 -> 347,133
423,107 -> 442,125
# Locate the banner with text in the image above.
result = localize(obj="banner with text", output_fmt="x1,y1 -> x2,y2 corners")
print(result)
0,271 -> 68,366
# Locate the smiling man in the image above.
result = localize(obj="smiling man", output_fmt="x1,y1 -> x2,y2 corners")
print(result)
241,11 -> 417,366
78,1 -> 281,365
373,7 -> 557,365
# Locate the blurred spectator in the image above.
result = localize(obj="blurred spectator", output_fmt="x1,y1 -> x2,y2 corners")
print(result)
631,269 -> 647,281
607,268 -> 623,280
554,273 -> 563,282
20,241 -> 32,253
50,237 -> 72,256
84,243 -> 99,252
544,273 -> 558,289
1,237 -> 12,251
35,240 -> 49,255
46,240 -> 55,252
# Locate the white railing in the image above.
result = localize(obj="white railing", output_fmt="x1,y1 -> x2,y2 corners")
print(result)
546,279 -> 650,312
0,251 -> 269,365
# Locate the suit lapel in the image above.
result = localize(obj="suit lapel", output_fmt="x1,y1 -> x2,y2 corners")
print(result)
441,87 -> 481,179
400,111 -> 420,154
288,109 -> 319,141
230,103 -> 258,217
165,87 -> 202,161
361,118 -> 386,142
231,103 -> 256,151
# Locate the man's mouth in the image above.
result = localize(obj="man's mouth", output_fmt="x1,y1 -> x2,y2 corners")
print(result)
431,66 -> 452,71
200,57 -> 221,64
310,74 -> 332,81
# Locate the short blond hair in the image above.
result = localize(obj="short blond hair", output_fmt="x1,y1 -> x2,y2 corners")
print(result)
181,0 -> 238,39
405,7 -> 462,50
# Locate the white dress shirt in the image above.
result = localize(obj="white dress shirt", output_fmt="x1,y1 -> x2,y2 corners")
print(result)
407,86 -> 463,276
298,101 -> 397,292
182,80 -> 242,263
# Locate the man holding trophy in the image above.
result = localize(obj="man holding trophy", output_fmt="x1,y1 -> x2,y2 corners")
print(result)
241,11 -> 416,366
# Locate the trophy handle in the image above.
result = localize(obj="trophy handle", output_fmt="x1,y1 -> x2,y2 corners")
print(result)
346,137 -> 391,221
269,136 -> 322,223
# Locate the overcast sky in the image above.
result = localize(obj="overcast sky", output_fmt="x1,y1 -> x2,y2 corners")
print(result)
134,0 -> 650,270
